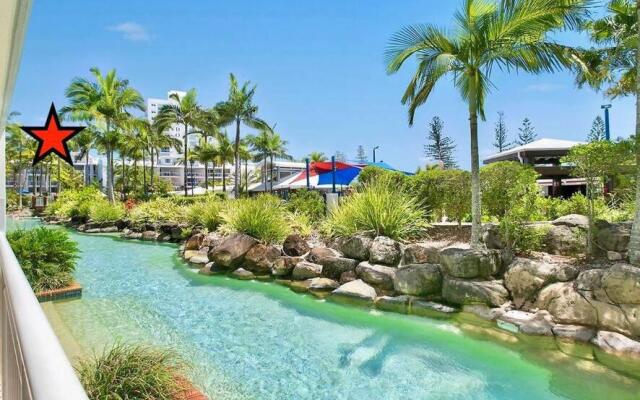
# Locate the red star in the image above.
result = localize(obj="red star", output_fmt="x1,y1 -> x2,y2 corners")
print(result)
20,103 -> 84,166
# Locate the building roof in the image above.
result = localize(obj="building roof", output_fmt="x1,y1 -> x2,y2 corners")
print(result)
484,138 -> 584,164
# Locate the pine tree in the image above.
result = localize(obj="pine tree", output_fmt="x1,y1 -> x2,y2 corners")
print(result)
355,145 -> 368,163
424,116 -> 457,169
334,151 -> 347,162
493,112 -> 512,152
517,118 -> 537,145
588,116 -> 606,142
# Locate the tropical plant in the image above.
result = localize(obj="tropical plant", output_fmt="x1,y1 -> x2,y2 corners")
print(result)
323,176 -> 428,240
7,227 -> 79,292
69,127 -> 96,186
308,151 -> 327,162
493,111 -> 512,152
385,0 -> 588,247
76,343 -> 188,400
219,194 -> 291,243
187,196 -> 225,230
215,73 -> 268,198
213,133 -> 236,193
195,108 -> 223,191
63,68 -> 144,202
481,161 -> 540,219
46,187 -> 104,219
5,118 -> 32,207
89,199 -> 126,223
424,116 -> 457,169
287,189 -> 325,221
128,198 -> 188,224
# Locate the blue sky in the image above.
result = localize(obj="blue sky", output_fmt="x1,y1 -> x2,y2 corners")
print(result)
10,0 -> 634,171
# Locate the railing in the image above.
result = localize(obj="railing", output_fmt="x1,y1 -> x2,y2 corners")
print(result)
0,233 -> 88,399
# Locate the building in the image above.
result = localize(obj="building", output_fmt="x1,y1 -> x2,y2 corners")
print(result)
483,138 -> 586,198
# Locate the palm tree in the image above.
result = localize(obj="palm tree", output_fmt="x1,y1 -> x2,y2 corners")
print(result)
308,151 -> 327,162
213,133 -> 235,193
238,139 -> 253,195
6,119 -> 31,208
264,129 -> 292,191
386,0 -> 588,247
63,68 -> 144,202
154,88 -> 202,196
147,120 -> 182,193
192,139 -> 217,191
215,73 -> 268,198
245,129 -> 272,190
195,108 -> 223,191
69,127 -> 96,186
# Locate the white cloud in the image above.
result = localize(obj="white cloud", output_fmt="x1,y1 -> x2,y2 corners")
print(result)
108,22 -> 150,42
524,83 -> 562,93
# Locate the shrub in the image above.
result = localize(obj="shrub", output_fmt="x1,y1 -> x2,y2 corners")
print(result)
46,187 -> 104,219
481,161 -> 539,219
499,221 -> 550,255
219,195 -> 291,243
89,200 -> 126,223
287,190 -> 325,221
128,198 -> 188,224
408,168 -> 471,223
7,227 -> 79,292
323,176 -> 429,240
76,343 -> 188,400
357,165 -> 410,188
187,197 -> 224,231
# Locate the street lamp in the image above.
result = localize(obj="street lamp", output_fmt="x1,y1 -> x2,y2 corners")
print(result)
601,104 -> 612,141
373,146 -> 380,163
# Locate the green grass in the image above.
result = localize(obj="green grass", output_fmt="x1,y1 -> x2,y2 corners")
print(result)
187,197 -> 225,231
219,194 -> 291,243
76,343 -> 189,400
128,198 -> 188,224
89,200 -> 126,223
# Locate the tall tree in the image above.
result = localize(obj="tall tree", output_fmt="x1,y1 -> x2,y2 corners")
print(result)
517,118 -> 537,145
154,89 -> 202,196
386,0 -> 588,247
424,116 -> 457,169
213,133 -> 235,193
493,112 -> 512,152
334,151 -> 347,162
588,115 -> 607,142
355,145 -> 367,163
63,68 -> 144,202
308,151 -> 327,162
215,74 -> 268,198
147,120 -> 182,193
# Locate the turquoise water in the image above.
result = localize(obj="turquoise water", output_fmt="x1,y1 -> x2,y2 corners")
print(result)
10,218 -> 640,399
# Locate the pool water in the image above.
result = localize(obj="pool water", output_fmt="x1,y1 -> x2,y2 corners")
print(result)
10,218 -> 640,399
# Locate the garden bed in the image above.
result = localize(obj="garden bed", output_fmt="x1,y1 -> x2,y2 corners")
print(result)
36,281 -> 82,302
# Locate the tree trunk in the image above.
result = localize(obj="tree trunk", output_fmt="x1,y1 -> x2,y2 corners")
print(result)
468,70 -> 482,249
203,133 -> 209,192
629,1 -> 640,264
142,149 -> 148,196
270,155 -> 274,192
85,150 -> 90,186
57,158 -> 62,194
234,119 -> 241,198
244,158 -> 248,196
150,148 -> 155,191
106,148 -> 114,202
222,161 -> 227,193
184,123 -> 189,197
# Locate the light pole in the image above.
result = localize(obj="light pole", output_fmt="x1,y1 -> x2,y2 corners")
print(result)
373,146 -> 380,163
601,104 -> 612,141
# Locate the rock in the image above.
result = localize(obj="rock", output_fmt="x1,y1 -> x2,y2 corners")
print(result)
188,254 -> 209,265
553,214 -> 589,229
575,268 -> 606,292
331,279 -> 377,304
411,300 -> 457,318
231,268 -> 255,280
85,228 -> 101,234
338,234 -> 373,260
497,310 -> 554,336
442,278 -> 509,307
199,262 -> 224,276
393,263 -> 442,296
100,226 -> 118,233
375,295 -> 410,313
208,233 -> 258,269
202,232 -> 223,248
462,305 -> 503,321
142,231 -> 159,241
545,225 -> 585,256
369,236 -> 402,266
600,263 -> 640,304
504,258 -> 578,308
271,256 -> 302,277
243,244 -> 280,274
607,251 -> 623,261
282,234 -> 310,256
590,300 -> 635,337
306,247 -> 341,264
308,278 -> 340,292
402,243 -> 441,265
482,224 -> 503,249
596,221 -> 631,252
185,233 -> 204,250
552,324 -> 596,342
340,270 -> 357,284
318,256 -> 358,280
536,282 -> 598,326
183,250 -> 200,260
439,248 -> 503,279
292,261 -> 323,280
355,261 -> 396,291
592,331 -> 640,354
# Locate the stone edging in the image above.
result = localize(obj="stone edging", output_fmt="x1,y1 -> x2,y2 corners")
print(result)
36,282 -> 82,302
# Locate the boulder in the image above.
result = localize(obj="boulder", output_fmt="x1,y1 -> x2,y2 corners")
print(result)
85,228 -> 101,234
183,250 -> 200,260
188,254 -> 209,265
199,262 -> 225,276
536,282 -> 598,326
402,243 -> 441,265
306,247 -> 341,264
504,258 -> 578,308
142,231 -> 159,241
442,278 -> 509,307
552,324 -> 596,342
243,244 -> 281,274
553,214 -> 589,229
337,234 -> 373,260
282,234 -> 310,256
185,233 -> 204,250
411,300 -> 457,318
318,256 -> 358,280
100,226 -> 118,233
340,270 -> 357,284
330,279 -> 377,305
208,233 -> 258,269
393,263 -> 442,296
355,261 -> 396,291
545,225 -> 585,256
607,251 -> 623,262
202,232 -> 223,248
271,256 -> 302,277
600,263 -> 640,304
231,268 -> 255,280
462,304 -> 505,321
596,221 -> 631,253
283,279 -> 312,293
482,224 -> 503,249
439,248 -> 503,279
308,277 -> 340,292
369,236 -> 402,266
375,295 -> 410,314
497,310 -> 554,336
590,300 -> 635,337
292,261 -> 323,280
592,331 -> 640,355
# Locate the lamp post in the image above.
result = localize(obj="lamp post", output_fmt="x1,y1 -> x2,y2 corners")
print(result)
373,146 -> 380,163
601,104 -> 612,141
305,158 -> 310,190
